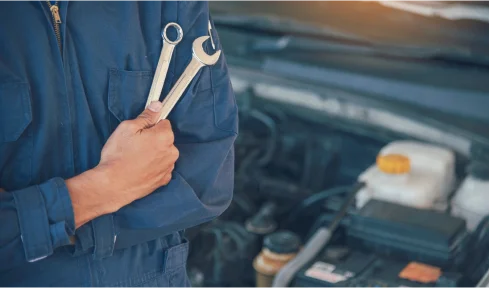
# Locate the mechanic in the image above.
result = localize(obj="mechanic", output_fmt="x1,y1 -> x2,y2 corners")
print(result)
0,1 -> 237,286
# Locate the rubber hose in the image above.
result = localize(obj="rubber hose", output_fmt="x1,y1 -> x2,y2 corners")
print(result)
284,185 -> 351,226
272,227 -> 332,287
250,109 -> 278,166
273,182 -> 365,287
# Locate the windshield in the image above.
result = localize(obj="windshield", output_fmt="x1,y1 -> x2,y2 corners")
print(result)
210,1 -> 489,59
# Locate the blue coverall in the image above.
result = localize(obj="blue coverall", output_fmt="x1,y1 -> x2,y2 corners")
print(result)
0,1 -> 238,286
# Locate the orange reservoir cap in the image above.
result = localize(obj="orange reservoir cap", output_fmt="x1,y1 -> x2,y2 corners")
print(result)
376,154 -> 410,174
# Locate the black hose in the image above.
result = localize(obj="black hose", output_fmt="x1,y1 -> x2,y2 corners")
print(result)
249,109 -> 278,167
327,182 -> 365,232
285,185 -> 352,226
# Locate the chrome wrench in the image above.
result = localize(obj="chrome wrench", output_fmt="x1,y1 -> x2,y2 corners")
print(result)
158,36 -> 221,121
145,22 -> 184,109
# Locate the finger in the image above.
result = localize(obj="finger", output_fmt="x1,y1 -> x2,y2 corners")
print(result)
0,188 -> 4,192
162,173 -> 172,185
154,120 -> 174,145
161,165 -> 175,185
167,164 -> 175,173
163,164 -> 175,177
154,119 -> 172,132
131,101 -> 163,130
160,162 -> 175,176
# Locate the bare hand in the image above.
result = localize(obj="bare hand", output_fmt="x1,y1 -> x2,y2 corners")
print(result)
67,101 -> 179,228
98,101 -> 179,201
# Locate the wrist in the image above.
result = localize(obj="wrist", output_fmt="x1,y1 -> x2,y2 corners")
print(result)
66,166 -> 119,228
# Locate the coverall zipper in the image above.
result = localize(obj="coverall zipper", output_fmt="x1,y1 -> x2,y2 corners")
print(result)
46,1 -> 62,52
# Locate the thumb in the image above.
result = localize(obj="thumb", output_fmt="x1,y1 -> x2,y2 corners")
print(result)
133,101 -> 163,129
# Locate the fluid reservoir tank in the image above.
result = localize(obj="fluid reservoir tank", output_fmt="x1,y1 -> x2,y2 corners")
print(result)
253,231 -> 301,287
356,141 -> 455,211
452,160 -> 489,231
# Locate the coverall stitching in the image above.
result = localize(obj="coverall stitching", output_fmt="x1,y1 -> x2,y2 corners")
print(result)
15,186 -> 52,255
107,69 -> 116,133
108,69 -> 122,125
174,133 -> 237,145
86,254 -> 96,286
26,86 -> 34,186
33,186 -> 51,253
0,83 -> 34,184
169,272 -> 175,287
53,4 -> 77,182
207,22 -> 238,135
110,269 -> 162,287
210,71 -> 236,134
56,179 -> 71,233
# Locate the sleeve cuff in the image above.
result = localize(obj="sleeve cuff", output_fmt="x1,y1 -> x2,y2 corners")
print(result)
40,178 -> 76,247
13,177 -> 75,262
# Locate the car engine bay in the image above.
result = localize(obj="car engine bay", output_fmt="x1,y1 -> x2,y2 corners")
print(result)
185,71 -> 489,287
185,2 -> 489,286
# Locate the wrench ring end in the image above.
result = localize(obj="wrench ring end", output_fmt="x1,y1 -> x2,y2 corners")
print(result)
162,22 -> 183,45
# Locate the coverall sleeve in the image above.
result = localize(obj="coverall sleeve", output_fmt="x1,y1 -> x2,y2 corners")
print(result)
113,3 -> 238,241
0,177 -> 75,271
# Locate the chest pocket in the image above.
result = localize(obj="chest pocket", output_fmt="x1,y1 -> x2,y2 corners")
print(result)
0,83 -> 33,190
108,69 -> 174,131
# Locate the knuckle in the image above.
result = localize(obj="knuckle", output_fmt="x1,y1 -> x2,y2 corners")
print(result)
124,120 -> 140,131
159,120 -> 174,133
159,132 -> 173,146
170,146 -> 179,160
139,117 -> 153,127
166,164 -> 175,175
166,130 -> 175,144
138,111 -> 151,120
162,173 -> 172,185
161,119 -> 172,130
137,112 -> 157,127
157,133 -> 174,147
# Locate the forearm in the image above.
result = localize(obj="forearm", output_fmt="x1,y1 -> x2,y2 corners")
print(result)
66,167 -> 117,229
114,9 -> 238,236
113,134 -> 236,249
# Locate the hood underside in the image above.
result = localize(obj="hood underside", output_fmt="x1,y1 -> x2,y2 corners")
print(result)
378,1 -> 489,23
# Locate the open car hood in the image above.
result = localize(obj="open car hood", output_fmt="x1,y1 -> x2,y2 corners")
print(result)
210,1 -> 489,154
359,0 -> 489,22
210,1 -> 489,58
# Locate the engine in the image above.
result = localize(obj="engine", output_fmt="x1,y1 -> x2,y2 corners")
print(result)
185,87 -> 489,287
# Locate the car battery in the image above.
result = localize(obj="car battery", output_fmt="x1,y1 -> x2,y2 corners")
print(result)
347,199 -> 468,269
293,246 -> 463,287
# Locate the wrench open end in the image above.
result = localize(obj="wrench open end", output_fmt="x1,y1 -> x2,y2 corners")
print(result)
192,36 -> 221,66
157,35 -> 222,121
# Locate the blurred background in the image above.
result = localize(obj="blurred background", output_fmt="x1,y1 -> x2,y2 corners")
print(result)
186,2 -> 489,287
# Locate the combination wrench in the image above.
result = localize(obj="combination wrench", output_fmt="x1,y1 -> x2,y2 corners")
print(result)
158,35 -> 221,121
145,22 -> 184,109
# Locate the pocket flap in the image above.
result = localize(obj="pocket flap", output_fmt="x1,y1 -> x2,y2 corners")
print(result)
108,69 -> 174,123
0,83 -> 32,143
163,239 -> 189,273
